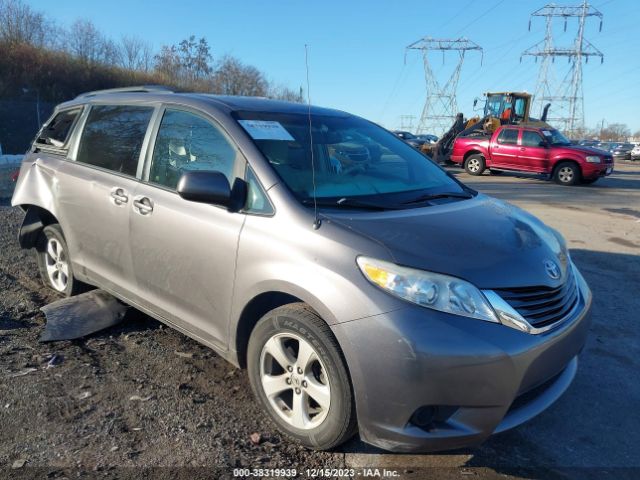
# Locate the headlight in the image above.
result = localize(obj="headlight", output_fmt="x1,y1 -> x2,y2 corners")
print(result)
585,155 -> 601,163
356,256 -> 499,323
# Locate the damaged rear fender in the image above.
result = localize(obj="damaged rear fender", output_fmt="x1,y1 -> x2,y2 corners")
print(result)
18,206 -> 59,249
12,157 -> 62,249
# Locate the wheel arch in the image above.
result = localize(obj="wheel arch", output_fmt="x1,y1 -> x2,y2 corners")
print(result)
16,205 -> 60,249
234,290 -> 327,369
463,149 -> 484,161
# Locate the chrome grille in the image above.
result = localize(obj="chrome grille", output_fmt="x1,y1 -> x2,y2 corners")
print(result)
493,270 -> 578,328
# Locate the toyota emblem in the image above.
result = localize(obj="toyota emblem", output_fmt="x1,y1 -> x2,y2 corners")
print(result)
544,259 -> 561,280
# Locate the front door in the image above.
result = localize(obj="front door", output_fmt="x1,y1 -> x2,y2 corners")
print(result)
515,129 -> 549,172
61,104 -> 155,295
490,128 -> 520,168
129,107 -> 245,346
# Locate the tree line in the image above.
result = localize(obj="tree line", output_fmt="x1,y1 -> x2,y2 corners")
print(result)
570,123 -> 638,142
0,0 -> 303,102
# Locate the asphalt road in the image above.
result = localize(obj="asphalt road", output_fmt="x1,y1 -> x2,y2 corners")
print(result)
1,162 -> 638,479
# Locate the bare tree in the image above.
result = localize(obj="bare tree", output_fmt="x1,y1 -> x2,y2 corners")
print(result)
212,55 -> 268,96
120,35 -> 153,71
179,35 -> 213,82
600,123 -> 630,142
154,44 -> 181,81
269,83 -> 304,102
0,0 -> 49,46
66,19 -> 114,66
155,35 -> 212,85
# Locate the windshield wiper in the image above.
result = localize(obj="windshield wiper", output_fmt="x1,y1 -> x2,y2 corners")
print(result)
301,198 -> 397,211
401,191 -> 473,205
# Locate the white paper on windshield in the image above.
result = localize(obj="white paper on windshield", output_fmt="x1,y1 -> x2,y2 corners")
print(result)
238,120 -> 295,141
541,130 -> 552,137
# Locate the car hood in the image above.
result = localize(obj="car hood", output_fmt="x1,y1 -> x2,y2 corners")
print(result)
325,195 -> 569,289
566,145 -> 611,156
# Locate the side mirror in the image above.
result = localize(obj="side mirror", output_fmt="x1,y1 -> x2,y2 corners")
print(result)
177,170 -> 232,208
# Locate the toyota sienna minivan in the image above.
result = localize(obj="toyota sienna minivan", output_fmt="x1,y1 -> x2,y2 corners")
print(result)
12,87 -> 592,452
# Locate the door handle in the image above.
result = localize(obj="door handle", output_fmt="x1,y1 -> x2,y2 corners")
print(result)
110,187 -> 128,205
133,196 -> 154,215
520,147 -> 526,151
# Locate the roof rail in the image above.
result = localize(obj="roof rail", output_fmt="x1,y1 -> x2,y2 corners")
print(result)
75,85 -> 174,99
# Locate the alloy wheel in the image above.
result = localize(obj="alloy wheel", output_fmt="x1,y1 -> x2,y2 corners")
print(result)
259,333 -> 331,430
44,238 -> 69,292
558,166 -> 574,183
468,158 -> 481,173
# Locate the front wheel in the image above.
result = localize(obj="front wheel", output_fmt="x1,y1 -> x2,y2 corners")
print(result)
553,161 -> 581,185
247,303 -> 357,450
464,154 -> 486,176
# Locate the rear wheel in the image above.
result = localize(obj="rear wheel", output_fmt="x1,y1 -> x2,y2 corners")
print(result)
553,161 -> 581,186
36,224 -> 84,297
464,154 -> 486,176
247,303 -> 357,450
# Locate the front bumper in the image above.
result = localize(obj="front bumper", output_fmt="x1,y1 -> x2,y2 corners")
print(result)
332,273 -> 592,453
582,161 -> 614,179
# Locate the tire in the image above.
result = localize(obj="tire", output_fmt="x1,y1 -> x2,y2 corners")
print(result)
464,154 -> 486,176
582,177 -> 599,185
35,224 -> 84,297
553,161 -> 581,186
247,303 -> 357,450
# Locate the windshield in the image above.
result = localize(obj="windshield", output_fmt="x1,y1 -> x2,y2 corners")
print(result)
484,94 -> 505,117
540,129 -> 571,146
234,111 -> 469,207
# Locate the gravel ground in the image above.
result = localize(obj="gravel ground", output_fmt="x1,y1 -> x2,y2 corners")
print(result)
1,163 -> 639,479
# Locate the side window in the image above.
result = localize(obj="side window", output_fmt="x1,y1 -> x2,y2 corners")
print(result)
244,166 -> 273,215
36,108 -> 82,148
76,105 -> 154,176
149,109 -> 238,190
521,130 -> 544,147
497,128 -> 519,145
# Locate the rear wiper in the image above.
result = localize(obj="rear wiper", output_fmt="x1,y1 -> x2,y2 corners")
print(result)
401,191 -> 473,205
302,198 -> 397,211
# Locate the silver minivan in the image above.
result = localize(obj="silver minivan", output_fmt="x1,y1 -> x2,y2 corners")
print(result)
12,87 -> 592,452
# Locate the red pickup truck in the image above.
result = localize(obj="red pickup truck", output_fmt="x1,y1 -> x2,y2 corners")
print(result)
450,125 -> 614,185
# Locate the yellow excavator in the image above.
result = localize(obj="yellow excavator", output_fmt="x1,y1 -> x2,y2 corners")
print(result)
424,91 -> 552,163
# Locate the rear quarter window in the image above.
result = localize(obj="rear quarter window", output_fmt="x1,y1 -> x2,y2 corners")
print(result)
35,108 -> 82,149
497,128 -> 519,145
76,105 -> 154,176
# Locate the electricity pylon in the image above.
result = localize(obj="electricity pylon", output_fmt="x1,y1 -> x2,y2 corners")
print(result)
399,115 -> 416,132
522,1 -> 603,135
406,37 -> 482,136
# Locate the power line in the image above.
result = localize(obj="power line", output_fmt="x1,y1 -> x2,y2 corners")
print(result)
438,0 -> 476,31
453,0 -> 508,35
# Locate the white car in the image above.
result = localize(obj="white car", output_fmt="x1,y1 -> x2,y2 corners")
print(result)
631,144 -> 640,160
